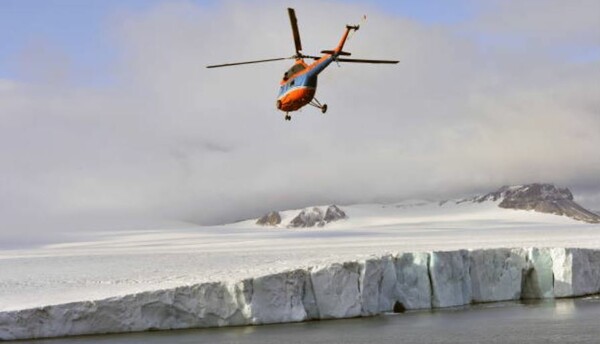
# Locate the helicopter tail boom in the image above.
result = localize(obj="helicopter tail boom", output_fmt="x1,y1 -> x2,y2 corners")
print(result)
331,24 -> 359,55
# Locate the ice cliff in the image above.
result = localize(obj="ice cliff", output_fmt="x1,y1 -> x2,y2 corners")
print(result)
1,247 -> 600,340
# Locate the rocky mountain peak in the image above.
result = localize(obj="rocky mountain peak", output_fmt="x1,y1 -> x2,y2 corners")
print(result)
289,205 -> 348,228
256,211 -> 282,226
476,183 -> 573,203
475,183 -> 599,224
324,205 -> 347,223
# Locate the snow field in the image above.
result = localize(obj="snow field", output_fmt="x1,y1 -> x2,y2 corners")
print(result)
2,247 -> 600,340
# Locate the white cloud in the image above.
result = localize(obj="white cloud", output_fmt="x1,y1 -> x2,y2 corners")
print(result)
0,0 -> 598,247
0,79 -> 18,92
472,0 -> 600,43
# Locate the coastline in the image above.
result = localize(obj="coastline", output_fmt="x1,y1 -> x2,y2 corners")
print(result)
2,247 -> 599,340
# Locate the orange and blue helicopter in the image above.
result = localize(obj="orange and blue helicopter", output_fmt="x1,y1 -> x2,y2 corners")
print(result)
207,8 -> 398,121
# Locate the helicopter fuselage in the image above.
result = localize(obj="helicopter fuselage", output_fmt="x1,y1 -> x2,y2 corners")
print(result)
276,55 -> 334,112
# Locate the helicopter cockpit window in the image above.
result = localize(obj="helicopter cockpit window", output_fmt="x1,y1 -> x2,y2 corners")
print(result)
283,64 -> 306,80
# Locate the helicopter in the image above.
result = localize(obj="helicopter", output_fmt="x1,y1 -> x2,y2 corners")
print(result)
207,8 -> 398,121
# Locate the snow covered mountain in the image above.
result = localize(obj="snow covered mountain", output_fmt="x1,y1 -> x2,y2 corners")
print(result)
472,184 -> 600,224
249,183 -> 600,227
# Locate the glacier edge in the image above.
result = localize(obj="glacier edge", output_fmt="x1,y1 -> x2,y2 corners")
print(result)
1,247 -> 600,341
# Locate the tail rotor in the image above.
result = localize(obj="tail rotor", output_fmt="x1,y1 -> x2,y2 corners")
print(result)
348,14 -> 367,41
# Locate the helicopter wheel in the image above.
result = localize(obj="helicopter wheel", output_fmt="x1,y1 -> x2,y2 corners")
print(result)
321,104 -> 328,114
285,114 -> 291,121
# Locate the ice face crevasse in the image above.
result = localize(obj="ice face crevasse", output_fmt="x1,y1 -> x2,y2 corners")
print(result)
521,248 -> 554,299
393,252 -> 431,310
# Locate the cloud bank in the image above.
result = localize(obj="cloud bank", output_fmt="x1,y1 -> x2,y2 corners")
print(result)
1,0 -> 598,247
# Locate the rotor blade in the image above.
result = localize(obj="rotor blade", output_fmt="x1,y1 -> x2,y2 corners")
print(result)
301,54 -> 320,60
336,58 -> 399,64
288,8 -> 302,53
206,57 -> 290,68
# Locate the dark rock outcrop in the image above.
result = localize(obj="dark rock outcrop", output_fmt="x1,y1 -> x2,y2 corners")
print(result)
289,207 -> 325,228
324,205 -> 347,223
475,183 -> 600,224
256,211 -> 281,226
289,205 -> 348,228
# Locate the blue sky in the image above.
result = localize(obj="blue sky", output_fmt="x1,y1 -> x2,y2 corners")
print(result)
0,0 -> 158,81
0,0 -> 475,83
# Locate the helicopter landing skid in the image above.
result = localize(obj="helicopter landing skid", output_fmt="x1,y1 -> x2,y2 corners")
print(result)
309,98 -> 328,114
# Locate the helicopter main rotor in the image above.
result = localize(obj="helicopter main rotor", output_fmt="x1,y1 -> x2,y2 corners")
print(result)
206,8 -> 318,69
206,8 -> 398,69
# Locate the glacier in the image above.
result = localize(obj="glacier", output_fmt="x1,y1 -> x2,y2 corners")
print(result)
1,247 -> 600,340
470,248 -> 526,302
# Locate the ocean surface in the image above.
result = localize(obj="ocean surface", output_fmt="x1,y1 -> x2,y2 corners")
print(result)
32,297 -> 600,344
